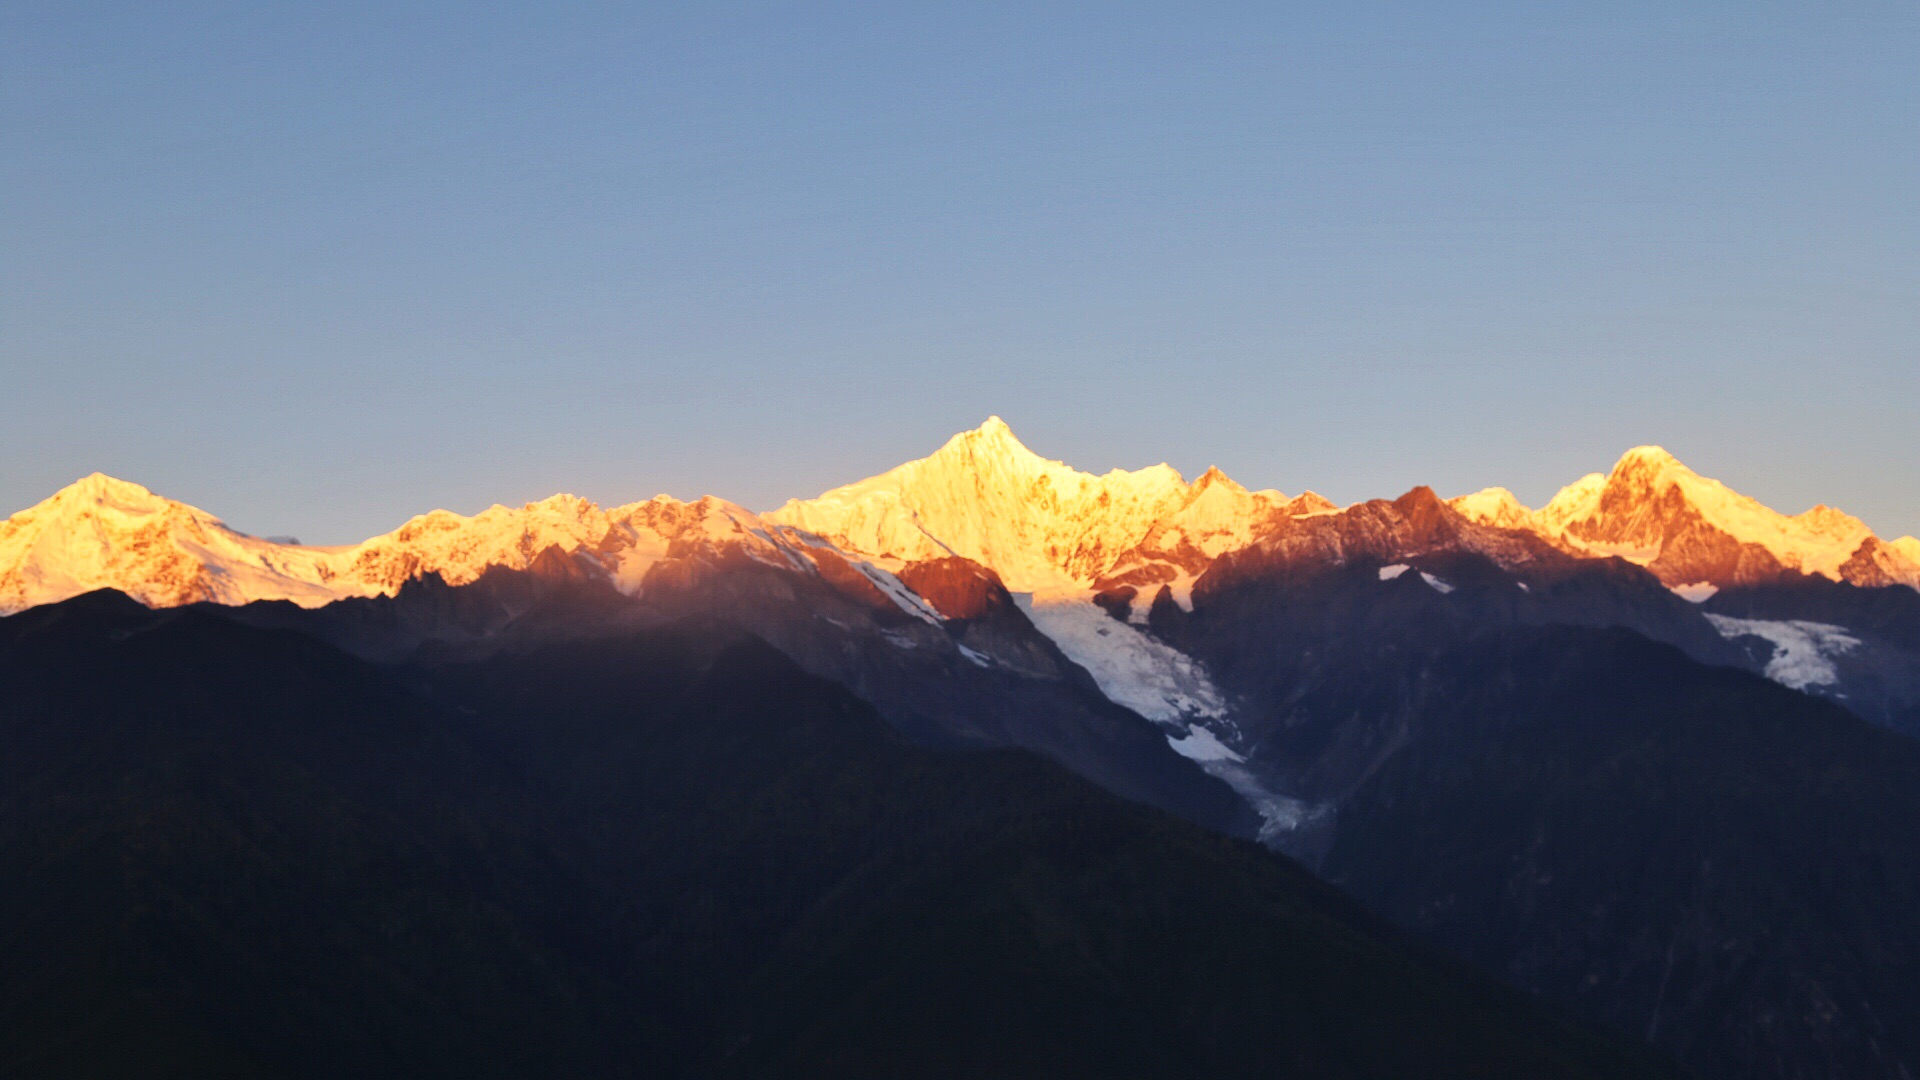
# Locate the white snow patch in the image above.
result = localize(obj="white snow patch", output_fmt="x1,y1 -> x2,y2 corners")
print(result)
1167,574 -> 1197,613
1517,581 -> 1531,592
1378,563 -> 1411,581
1201,759 -> 1325,844
1166,723 -> 1244,763
1019,595 -> 1323,845
1671,582 -> 1719,603
956,643 -> 994,668
1164,724 -> 1322,843
850,560 -> 944,623
1420,571 -> 1455,594
1704,615 -> 1861,690
1124,591 -> 1152,624
1017,596 -> 1227,722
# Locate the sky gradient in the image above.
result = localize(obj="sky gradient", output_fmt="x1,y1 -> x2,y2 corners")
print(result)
5,2 -> 1917,543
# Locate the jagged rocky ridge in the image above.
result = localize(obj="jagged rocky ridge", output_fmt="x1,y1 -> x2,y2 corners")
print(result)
1448,445 -> 1920,592
9,425 -> 1916,619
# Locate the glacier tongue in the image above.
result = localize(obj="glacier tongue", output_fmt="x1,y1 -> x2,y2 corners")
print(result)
1016,595 -> 1226,723
1705,615 -> 1861,691
1016,594 -> 1315,843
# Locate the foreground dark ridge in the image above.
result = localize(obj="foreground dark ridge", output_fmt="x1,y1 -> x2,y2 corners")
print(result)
0,591 -> 1678,1079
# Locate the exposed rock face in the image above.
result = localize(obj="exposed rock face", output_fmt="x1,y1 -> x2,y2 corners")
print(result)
1450,446 -> 1920,591
895,556 -> 1014,621
1091,466 -> 1297,612
1843,535 -> 1920,590
1202,486 -> 1567,595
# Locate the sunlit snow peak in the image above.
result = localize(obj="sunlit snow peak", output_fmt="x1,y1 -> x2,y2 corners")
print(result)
767,417 -> 1297,598
1449,447 -> 1920,590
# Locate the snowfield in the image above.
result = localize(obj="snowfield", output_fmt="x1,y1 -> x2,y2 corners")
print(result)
1704,614 -> 1862,690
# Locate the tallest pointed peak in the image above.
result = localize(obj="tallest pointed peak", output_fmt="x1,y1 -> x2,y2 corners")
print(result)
935,414 -> 1041,464
965,415 -> 1030,451
772,414 -> 1196,593
1613,445 -> 1689,474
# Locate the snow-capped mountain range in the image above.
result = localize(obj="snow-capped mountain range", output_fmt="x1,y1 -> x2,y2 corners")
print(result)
0,472 -> 942,622
15,419 -> 1920,1080
9,419 -> 1913,619
8,417 -> 1920,842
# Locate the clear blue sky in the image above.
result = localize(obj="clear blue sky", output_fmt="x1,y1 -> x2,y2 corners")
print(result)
5,2 -> 1917,543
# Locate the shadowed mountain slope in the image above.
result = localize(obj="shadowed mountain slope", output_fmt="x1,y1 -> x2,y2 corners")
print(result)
0,591 -> 1680,1080
1320,628 -> 1920,1079
1156,544 -> 1920,1079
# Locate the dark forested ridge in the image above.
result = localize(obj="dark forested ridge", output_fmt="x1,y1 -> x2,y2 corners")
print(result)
1321,629 -> 1920,1080
0,591 -> 1677,1079
1157,550 -> 1920,1080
